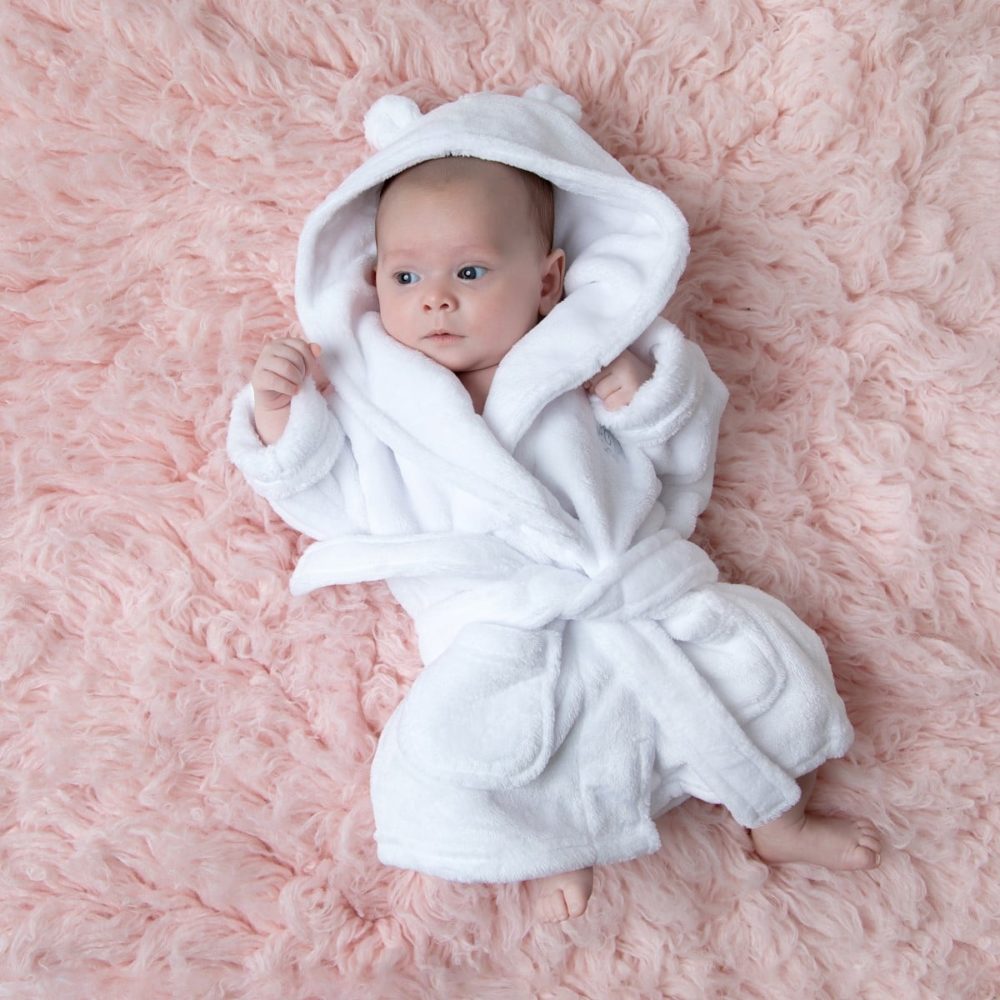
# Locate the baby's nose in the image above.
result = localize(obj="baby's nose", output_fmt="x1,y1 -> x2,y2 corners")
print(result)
421,280 -> 457,311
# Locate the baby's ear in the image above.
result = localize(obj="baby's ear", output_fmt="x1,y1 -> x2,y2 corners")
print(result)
364,95 -> 423,150
539,249 -> 567,316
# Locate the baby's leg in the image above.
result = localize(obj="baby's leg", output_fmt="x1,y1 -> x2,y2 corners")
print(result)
749,770 -> 881,869
527,867 -> 595,923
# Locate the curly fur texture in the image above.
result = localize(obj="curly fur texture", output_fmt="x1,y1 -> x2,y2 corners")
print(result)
2,1 -> 998,997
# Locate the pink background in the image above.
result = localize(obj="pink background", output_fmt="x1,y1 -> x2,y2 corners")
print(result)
2,1 -> 997,996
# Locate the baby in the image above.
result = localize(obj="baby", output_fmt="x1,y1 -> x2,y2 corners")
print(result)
245,154 -> 880,923
252,157 -> 651,436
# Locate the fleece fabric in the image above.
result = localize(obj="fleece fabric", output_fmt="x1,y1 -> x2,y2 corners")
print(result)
227,87 -> 853,882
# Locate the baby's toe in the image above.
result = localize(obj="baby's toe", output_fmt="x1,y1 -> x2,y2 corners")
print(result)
562,886 -> 589,919
846,824 -> 881,869
858,831 -> 881,853
842,845 -> 874,869
539,891 -> 569,923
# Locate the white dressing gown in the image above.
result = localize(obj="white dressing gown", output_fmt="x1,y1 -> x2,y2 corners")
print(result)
227,87 -> 853,882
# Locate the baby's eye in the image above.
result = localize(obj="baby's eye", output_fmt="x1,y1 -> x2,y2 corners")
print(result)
394,271 -> 420,285
457,265 -> 487,281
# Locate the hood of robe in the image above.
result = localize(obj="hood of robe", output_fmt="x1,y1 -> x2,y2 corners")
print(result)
294,84 -> 689,453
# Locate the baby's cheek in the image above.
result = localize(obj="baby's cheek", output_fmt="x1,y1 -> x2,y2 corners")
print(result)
374,290 -> 395,331
379,306 -> 412,346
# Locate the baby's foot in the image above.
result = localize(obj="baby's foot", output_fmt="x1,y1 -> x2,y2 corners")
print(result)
751,812 -> 881,870
529,867 -> 594,923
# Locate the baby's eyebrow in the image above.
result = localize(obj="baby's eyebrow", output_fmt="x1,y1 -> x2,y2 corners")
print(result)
379,244 -> 498,262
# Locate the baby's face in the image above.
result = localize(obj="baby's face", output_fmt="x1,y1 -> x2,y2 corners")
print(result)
374,160 -> 564,378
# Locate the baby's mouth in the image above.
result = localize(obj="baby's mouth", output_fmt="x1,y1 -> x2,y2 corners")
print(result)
423,330 -> 463,341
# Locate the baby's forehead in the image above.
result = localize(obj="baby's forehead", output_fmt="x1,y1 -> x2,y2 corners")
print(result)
375,156 -> 554,255
375,158 -> 536,240
378,156 -> 530,221
384,156 -> 525,192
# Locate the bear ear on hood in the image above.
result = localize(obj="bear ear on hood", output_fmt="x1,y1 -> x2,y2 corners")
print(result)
522,84 -> 582,123
363,86 -> 582,152
364,94 -> 423,151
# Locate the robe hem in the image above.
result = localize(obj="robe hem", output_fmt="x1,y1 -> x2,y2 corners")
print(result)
741,736 -> 855,829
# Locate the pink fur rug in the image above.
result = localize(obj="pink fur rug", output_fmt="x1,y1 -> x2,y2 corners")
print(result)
3,1 -> 998,996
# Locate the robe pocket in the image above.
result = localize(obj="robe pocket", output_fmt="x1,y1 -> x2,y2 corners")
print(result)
396,623 -> 562,790
663,588 -> 787,723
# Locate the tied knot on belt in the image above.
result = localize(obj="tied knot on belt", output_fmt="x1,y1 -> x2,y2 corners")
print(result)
396,529 -> 725,790
415,528 -> 720,654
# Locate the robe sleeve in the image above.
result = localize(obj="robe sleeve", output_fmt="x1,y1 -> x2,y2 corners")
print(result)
591,318 -> 729,525
226,379 -> 366,539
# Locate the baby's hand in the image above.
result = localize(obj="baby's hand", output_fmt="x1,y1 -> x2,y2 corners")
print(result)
583,348 -> 653,411
251,338 -> 329,413
250,338 -> 330,446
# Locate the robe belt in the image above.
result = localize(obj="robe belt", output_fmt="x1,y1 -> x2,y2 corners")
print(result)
411,528 -> 719,663
291,526 -> 720,662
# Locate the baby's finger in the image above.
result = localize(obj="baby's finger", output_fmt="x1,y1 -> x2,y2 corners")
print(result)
266,340 -> 312,375
590,371 -> 622,400
256,370 -> 302,399
306,343 -> 331,393
261,354 -> 310,388
592,372 -> 632,410
601,388 -> 629,411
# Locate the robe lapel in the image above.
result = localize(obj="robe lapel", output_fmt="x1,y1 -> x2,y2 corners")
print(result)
337,314 -> 580,539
